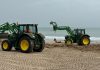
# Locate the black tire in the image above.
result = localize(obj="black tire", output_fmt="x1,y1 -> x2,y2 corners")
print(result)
81,36 -> 90,46
19,36 -> 33,53
65,38 -> 73,46
33,39 -> 45,52
1,40 -> 12,51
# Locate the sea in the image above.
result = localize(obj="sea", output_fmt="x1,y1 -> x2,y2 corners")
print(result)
38,27 -> 100,41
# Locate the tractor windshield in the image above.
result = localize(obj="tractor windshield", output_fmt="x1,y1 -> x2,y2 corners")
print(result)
74,29 -> 85,35
18,24 -> 37,33
29,25 -> 36,33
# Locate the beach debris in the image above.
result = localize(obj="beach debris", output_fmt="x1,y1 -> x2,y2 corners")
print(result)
54,38 -> 61,43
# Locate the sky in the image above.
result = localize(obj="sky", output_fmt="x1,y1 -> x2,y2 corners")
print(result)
0,0 -> 100,27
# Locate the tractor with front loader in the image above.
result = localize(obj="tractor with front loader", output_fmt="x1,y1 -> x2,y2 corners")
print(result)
0,22 -> 45,53
50,21 -> 90,46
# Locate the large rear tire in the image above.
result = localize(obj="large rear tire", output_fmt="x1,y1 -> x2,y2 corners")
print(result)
1,40 -> 12,51
33,39 -> 45,52
19,36 -> 33,53
78,36 -> 90,46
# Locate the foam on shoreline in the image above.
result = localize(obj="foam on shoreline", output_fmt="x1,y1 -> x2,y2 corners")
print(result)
45,36 -> 100,42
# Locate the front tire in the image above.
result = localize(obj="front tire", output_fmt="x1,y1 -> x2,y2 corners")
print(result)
65,38 -> 73,46
1,40 -> 12,51
19,37 -> 33,53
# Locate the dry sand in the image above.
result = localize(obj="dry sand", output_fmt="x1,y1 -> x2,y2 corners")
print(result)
0,40 -> 100,70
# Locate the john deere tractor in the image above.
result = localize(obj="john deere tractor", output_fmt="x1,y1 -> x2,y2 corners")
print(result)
0,22 -> 45,53
50,21 -> 90,46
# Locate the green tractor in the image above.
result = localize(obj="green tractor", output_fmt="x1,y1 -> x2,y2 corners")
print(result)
50,21 -> 90,46
0,22 -> 45,53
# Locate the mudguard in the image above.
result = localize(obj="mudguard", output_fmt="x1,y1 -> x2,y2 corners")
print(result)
81,34 -> 90,38
36,33 -> 45,40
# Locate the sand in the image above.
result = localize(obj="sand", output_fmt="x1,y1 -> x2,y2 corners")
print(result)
0,40 -> 100,70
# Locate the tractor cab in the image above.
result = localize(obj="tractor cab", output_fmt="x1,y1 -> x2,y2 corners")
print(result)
74,29 -> 85,35
18,24 -> 38,33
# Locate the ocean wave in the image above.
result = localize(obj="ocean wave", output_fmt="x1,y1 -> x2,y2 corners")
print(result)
45,36 -> 100,41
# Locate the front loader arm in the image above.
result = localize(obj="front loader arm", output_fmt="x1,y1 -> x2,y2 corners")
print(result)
0,22 -> 19,34
50,21 -> 74,36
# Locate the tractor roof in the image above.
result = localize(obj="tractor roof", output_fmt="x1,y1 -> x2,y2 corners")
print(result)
18,24 -> 38,26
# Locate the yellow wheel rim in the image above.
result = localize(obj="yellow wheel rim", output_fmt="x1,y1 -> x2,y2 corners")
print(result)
20,40 -> 29,51
3,42 -> 8,49
66,40 -> 72,45
83,38 -> 89,45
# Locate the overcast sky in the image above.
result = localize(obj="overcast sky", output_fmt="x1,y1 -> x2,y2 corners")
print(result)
0,0 -> 100,27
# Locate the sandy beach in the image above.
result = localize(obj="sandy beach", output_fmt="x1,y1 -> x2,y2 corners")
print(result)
0,40 -> 100,70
